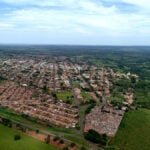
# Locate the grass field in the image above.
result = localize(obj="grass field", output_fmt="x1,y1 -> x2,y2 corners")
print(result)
81,91 -> 92,101
0,107 -> 23,121
56,91 -> 75,104
0,124 -> 59,150
108,109 -> 150,150
72,80 -> 80,88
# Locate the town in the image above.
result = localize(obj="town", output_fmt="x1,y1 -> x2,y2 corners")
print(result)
0,54 -> 138,149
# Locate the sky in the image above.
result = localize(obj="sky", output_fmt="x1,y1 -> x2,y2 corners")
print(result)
0,0 -> 150,45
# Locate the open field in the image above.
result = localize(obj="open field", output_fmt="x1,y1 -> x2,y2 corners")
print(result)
0,124 -> 59,150
56,91 -> 75,104
108,109 -> 150,150
81,92 -> 93,101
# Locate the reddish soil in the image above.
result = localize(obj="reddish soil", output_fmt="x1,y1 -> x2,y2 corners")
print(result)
25,129 -> 78,150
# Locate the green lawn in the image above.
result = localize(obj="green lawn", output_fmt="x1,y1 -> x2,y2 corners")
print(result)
64,135 -> 90,147
81,91 -> 92,101
56,91 -> 75,104
0,107 -> 23,121
0,124 -> 59,150
72,80 -> 80,88
108,109 -> 150,150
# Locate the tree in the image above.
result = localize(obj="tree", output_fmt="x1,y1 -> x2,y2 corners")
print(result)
59,139 -> 64,144
14,134 -> 21,141
63,147 -> 69,150
80,146 -> 86,150
100,134 -> 108,146
42,85 -> 50,94
131,76 -> 136,84
36,129 -> 39,134
85,103 -> 96,114
45,135 -> 50,144
70,142 -> 76,147
84,129 -> 108,145
53,136 -> 60,142
84,129 -> 101,143
1,118 -> 12,127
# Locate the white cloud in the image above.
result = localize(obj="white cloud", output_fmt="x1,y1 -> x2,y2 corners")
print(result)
0,0 -> 150,44
122,0 -> 150,9
0,22 -> 14,30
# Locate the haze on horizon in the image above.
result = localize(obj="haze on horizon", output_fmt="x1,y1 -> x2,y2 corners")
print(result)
0,0 -> 150,45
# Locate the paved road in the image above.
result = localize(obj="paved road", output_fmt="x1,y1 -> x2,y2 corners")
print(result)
63,62 -> 84,133
53,63 -> 56,92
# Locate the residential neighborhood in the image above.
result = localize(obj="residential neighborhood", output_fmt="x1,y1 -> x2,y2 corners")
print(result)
0,54 -> 139,149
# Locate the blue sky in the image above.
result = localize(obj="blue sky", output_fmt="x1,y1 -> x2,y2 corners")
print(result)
0,0 -> 150,45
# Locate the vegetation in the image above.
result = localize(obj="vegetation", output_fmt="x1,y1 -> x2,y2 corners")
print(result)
14,134 -> 21,141
109,97 -> 124,108
134,80 -> 150,108
42,85 -> 50,94
0,76 -> 5,83
84,129 -> 107,145
80,146 -> 86,150
108,109 -> 150,150
70,142 -> 76,147
56,91 -> 74,104
85,103 -> 96,114
45,135 -> 50,144
0,124 -> 59,150
0,107 -> 89,148
63,147 -> 69,150
81,91 -> 93,101
59,139 -> 64,144
72,80 -> 80,88
1,118 -> 12,127
64,135 -> 89,147
53,136 -> 60,142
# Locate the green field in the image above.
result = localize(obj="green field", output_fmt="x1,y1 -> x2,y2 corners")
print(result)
0,124 -> 59,150
72,80 -> 80,88
81,91 -> 92,101
56,91 -> 75,104
108,109 -> 150,150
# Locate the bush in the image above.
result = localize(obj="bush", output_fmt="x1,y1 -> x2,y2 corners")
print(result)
53,136 -> 60,141
85,103 -> 96,114
14,134 -> 21,141
59,139 -> 64,144
63,147 -> 69,150
45,135 -> 50,144
70,142 -> 76,147
75,122 -> 80,130
2,118 -> 11,127
36,129 -> 39,134
80,146 -> 86,150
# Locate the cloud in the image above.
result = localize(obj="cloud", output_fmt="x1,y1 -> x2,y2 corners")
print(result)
122,0 -> 150,9
0,22 -> 15,31
0,0 -> 150,45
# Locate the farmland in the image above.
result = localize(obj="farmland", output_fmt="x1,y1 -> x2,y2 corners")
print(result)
108,109 -> 150,150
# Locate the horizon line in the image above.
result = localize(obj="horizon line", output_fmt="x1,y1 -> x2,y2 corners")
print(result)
0,43 -> 150,47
